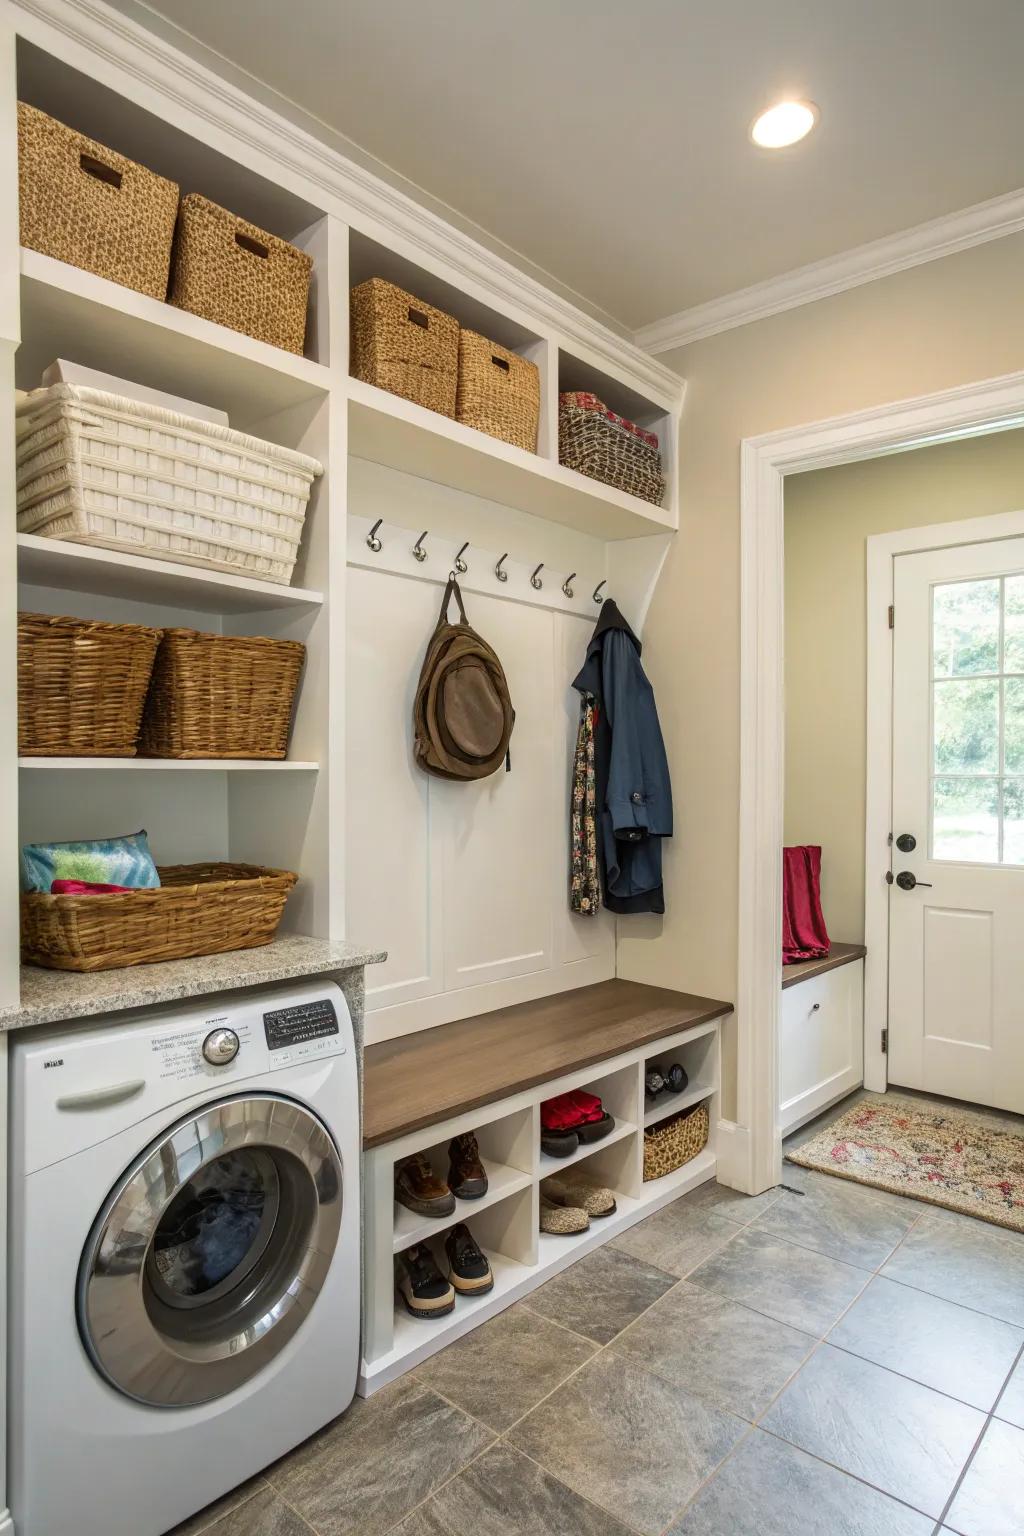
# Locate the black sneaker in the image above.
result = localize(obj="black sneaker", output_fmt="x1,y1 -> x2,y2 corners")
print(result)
395,1244 -> 455,1318
444,1223 -> 494,1295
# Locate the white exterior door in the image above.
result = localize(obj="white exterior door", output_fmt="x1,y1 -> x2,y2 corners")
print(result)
889,537 -> 1024,1112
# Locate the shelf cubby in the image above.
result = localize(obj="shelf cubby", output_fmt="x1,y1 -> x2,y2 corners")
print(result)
643,1021 -> 720,1128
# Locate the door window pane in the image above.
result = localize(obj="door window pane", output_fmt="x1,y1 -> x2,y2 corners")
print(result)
1003,780 -> 1024,864
933,579 -> 1000,676
1004,575 -> 1024,673
930,572 -> 1024,863
933,678 -> 999,774
933,777 -> 999,863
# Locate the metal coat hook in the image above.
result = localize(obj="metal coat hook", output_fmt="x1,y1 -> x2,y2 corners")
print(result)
366,518 -> 383,553
454,541 -> 469,574
562,572 -> 576,598
593,580 -> 606,605
412,530 -> 428,563
495,552 -> 509,583
530,563 -> 544,590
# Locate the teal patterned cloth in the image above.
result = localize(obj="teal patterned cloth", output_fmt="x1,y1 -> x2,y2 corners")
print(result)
20,830 -> 161,893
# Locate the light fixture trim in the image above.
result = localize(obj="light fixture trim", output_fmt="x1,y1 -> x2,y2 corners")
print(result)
750,99 -> 819,149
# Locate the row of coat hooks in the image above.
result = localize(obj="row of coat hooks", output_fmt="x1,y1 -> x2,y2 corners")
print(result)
365,519 -> 606,603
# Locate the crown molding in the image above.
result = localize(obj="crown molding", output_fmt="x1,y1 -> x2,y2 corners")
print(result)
8,0 -> 684,407
634,187 -> 1024,356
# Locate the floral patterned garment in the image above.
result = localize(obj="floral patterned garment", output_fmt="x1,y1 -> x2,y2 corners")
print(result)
570,694 -> 601,916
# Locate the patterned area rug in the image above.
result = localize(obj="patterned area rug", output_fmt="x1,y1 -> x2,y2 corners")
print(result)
787,1095 -> 1024,1234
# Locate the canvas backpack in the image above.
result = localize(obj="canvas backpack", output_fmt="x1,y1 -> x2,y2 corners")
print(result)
413,575 -> 515,780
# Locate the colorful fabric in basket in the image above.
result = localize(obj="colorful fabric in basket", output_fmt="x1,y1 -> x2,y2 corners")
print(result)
50,880 -> 135,895
20,830 -> 161,894
558,392 -> 660,451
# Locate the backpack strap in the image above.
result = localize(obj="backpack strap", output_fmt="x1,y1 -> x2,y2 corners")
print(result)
438,573 -> 469,626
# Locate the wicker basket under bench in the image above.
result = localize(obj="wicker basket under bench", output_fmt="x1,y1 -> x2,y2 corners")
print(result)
21,862 -> 298,972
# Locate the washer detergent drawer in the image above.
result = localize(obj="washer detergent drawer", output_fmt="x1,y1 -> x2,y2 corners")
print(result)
12,979 -> 353,1174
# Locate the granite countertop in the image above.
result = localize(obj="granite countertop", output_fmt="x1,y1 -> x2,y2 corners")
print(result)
0,934 -> 386,1032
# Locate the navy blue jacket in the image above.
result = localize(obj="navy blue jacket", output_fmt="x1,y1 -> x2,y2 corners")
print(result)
572,601 -> 672,914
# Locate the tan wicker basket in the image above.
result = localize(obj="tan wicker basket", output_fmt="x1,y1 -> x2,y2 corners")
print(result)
559,392 -> 665,506
21,862 -> 297,972
643,1100 -> 710,1181
456,331 -> 540,451
350,277 -> 459,417
139,629 -> 305,760
18,612 -> 162,757
168,194 -> 312,354
17,102 -> 179,299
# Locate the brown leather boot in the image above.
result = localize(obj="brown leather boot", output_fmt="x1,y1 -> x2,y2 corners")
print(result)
395,1153 -> 455,1216
447,1132 -> 488,1200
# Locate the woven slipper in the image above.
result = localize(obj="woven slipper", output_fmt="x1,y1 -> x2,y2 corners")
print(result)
539,1196 -> 590,1235
541,1175 -> 617,1219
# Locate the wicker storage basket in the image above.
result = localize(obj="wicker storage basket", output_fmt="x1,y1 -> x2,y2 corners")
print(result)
18,611 -> 162,757
643,1100 -> 710,1181
139,629 -> 305,759
21,862 -> 297,972
350,277 -> 459,417
559,392 -> 665,506
168,194 -> 312,354
456,331 -> 540,451
17,102 -> 179,299
16,385 -> 322,585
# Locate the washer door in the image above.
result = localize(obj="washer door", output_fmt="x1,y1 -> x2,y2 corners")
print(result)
77,1093 -> 343,1408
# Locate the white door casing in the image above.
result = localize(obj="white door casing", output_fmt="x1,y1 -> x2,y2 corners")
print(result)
888,537 -> 1024,1112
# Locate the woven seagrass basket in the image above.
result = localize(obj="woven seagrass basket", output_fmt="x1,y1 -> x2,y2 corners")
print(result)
350,277 -> 459,417
456,331 -> 540,451
169,194 -> 312,354
559,392 -> 665,506
139,629 -> 305,760
17,102 -> 179,299
21,862 -> 297,972
18,612 -> 162,757
643,1100 -> 710,1181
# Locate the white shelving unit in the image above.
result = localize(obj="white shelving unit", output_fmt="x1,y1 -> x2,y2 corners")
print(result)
361,1017 -> 722,1394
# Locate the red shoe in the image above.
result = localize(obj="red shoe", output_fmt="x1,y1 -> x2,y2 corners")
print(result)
567,1089 -> 615,1143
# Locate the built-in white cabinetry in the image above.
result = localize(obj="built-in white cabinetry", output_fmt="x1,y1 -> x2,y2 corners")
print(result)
779,956 -> 865,1136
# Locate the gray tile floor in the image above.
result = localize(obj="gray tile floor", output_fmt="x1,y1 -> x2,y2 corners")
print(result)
171,1090 -> 1024,1536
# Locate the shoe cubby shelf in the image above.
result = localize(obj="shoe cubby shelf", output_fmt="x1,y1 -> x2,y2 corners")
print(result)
361,1015 -> 724,1395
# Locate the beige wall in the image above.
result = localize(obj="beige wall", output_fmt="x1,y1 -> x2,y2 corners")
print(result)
614,231 -> 1024,1117
784,431 -> 1024,944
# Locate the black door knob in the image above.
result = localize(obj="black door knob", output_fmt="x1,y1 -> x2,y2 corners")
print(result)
896,833 -> 917,853
895,870 -> 932,890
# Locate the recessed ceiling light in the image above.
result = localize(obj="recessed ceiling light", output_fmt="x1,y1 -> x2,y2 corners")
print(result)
750,100 -> 818,149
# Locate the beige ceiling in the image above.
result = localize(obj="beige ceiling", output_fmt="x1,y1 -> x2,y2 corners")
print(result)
112,0 -> 1024,331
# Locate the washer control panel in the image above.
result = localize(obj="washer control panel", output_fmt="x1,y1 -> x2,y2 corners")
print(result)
262,997 -> 346,1069
202,1026 -> 240,1066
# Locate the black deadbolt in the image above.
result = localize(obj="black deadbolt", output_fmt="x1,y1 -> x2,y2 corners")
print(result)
896,833 -> 917,853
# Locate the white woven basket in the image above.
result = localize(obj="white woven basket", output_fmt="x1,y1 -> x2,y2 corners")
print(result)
15,385 -> 323,585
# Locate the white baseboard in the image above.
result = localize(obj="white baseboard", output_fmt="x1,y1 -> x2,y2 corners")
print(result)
713,1119 -> 752,1191
0,1507 -> 14,1535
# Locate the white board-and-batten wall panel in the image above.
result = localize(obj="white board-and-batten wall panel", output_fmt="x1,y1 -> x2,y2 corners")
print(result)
346,532 -> 615,1045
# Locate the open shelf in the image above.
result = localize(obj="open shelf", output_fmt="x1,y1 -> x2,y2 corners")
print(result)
538,1118 -> 637,1177
392,1161 -> 533,1253
18,249 -> 331,427
348,376 -> 676,541
16,535 -> 324,614
18,758 -> 319,771
644,1082 -> 719,1128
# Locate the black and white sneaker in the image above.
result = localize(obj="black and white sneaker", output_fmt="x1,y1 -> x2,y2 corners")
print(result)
396,1243 -> 456,1318
444,1223 -> 494,1295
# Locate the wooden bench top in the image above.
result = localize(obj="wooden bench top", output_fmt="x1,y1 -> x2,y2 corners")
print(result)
362,979 -> 732,1147
782,941 -> 866,989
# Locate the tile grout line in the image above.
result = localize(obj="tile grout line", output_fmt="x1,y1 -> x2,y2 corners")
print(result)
931,1335 -> 1024,1534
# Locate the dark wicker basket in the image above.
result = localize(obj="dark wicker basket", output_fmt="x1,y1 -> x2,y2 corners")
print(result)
559,392 -> 665,505
350,277 -> 459,416
18,612 -> 162,757
169,194 -> 312,354
21,862 -> 298,972
139,629 -> 305,760
17,102 -> 179,299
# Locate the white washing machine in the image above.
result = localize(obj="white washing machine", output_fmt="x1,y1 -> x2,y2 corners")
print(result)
8,979 -> 361,1536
